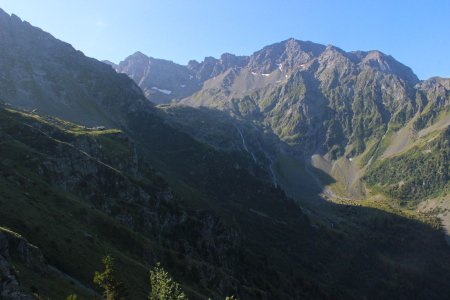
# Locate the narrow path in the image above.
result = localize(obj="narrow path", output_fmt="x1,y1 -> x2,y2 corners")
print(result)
19,119 -> 122,174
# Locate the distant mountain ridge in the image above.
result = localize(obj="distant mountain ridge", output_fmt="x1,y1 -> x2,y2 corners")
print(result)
113,38 -> 424,157
115,34 -> 449,210
111,38 -> 419,104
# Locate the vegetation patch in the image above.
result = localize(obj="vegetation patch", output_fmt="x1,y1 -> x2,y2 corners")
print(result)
365,127 -> 449,201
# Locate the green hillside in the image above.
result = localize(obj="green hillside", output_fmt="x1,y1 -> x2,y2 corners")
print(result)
365,127 -> 449,202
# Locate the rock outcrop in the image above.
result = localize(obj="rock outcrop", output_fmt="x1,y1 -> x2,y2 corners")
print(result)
0,229 -> 47,300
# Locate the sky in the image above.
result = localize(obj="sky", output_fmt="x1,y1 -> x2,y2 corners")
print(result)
0,0 -> 449,79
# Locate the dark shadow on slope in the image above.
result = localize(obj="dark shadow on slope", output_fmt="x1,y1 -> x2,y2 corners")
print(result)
3,102 -> 449,300
1,93 -> 450,300
120,105 -> 450,299
156,104 -> 338,204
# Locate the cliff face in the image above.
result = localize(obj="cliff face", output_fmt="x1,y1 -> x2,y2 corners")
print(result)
0,106 -> 250,298
0,229 -> 46,300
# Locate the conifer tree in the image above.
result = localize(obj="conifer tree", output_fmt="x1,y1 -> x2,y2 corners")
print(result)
94,256 -> 128,300
149,262 -> 187,300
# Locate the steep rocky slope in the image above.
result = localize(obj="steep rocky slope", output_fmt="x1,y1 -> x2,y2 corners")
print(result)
0,228 -> 45,300
110,51 -> 249,104
110,52 -> 201,104
0,9 -> 148,127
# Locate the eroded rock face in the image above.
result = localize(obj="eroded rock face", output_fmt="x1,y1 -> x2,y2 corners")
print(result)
0,256 -> 33,300
0,110 -> 245,296
0,230 -> 47,299
35,131 -> 244,277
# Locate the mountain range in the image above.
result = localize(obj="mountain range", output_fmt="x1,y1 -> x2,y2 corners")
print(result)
0,8 -> 449,300
112,35 -> 449,212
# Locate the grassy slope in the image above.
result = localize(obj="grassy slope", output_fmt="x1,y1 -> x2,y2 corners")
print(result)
0,109 -> 158,298
365,127 -> 449,202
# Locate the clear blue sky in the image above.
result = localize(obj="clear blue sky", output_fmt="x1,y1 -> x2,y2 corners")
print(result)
1,0 -> 449,79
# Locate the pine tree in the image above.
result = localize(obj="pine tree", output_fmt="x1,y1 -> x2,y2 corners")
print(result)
94,256 -> 128,300
149,262 -> 187,300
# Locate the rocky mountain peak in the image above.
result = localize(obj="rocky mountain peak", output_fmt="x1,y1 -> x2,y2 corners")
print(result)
117,52 -> 154,82
0,8 -> 9,19
219,52 -> 249,68
121,51 -> 150,64
319,44 -> 354,63
351,50 -> 419,83
0,8 -> 22,24
187,59 -> 200,69
132,50 -> 147,57
285,38 -> 326,55
323,44 -> 348,55
248,38 -> 326,73
420,77 -> 450,89
188,56 -> 228,81
115,51 -> 202,103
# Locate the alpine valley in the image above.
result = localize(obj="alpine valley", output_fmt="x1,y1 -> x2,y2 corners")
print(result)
0,8 -> 449,300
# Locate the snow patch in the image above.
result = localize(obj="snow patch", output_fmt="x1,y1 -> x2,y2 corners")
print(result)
152,87 -> 172,95
180,84 -> 187,88
277,63 -> 283,71
251,71 -> 270,77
